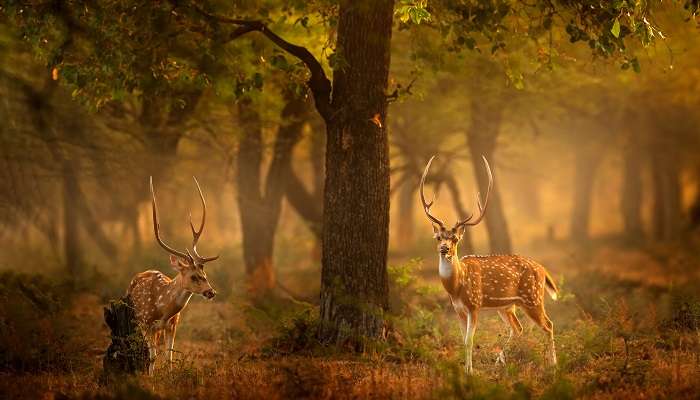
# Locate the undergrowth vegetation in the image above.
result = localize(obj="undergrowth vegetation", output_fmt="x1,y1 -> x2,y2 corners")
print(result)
1,244 -> 699,399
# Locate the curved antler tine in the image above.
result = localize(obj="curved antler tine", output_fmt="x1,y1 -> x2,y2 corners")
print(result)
454,155 -> 493,229
200,254 -> 220,263
190,176 -> 218,263
192,176 -> 206,233
419,155 -> 446,228
150,176 -> 190,261
190,176 -> 206,251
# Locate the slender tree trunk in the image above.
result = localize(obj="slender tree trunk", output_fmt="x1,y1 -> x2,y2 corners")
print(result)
236,100 -> 275,295
570,149 -> 602,241
621,139 -> 644,240
309,119 -> 325,200
396,182 -> 416,247
650,150 -> 681,241
285,172 -> 323,241
62,161 -> 83,276
308,120 -> 325,260
236,96 -> 308,297
284,119 -> 324,254
319,0 -> 394,342
74,184 -> 119,258
466,100 -> 511,253
689,164 -> 700,230
128,208 -> 142,256
443,174 -> 474,253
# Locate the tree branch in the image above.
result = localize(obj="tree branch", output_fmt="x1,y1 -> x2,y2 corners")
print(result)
191,4 -> 333,121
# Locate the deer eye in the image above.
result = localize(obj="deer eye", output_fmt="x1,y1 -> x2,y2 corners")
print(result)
191,276 -> 200,282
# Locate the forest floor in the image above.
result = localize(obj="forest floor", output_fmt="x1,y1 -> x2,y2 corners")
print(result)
1,240 -> 699,399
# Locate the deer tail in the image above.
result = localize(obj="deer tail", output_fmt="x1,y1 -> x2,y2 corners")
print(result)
545,271 -> 559,301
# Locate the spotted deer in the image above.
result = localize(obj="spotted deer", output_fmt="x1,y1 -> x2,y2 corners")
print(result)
127,176 -> 219,373
419,156 -> 559,374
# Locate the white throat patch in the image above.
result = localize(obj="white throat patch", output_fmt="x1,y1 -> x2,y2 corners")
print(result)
439,254 -> 453,279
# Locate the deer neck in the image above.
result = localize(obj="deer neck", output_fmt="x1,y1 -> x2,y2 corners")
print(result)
439,248 -> 461,295
162,275 -> 192,318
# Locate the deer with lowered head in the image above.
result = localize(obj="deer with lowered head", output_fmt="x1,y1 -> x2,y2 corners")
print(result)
127,176 -> 219,373
419,156 -> 559,374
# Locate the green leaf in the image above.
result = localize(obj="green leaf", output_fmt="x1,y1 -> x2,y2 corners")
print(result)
611,19 -> 621,38
630,57 -> 640,73
394,1 -> 431,25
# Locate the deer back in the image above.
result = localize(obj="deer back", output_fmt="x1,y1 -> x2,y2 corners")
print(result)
457,255 -> 548,309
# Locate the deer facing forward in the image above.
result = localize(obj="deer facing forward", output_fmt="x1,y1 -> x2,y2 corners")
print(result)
127,176 -> 219,373
420,156 -> 558,374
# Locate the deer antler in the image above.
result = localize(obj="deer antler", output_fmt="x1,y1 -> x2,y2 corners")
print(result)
150,176 -> 191,262
419,156 -> 447,229
454,155 -> 492,229
189,176 -> 219,263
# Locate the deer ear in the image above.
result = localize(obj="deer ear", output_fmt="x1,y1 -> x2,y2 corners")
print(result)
432,224 -> 439,234
455,224 -> 466,238
170,255 -> 188,272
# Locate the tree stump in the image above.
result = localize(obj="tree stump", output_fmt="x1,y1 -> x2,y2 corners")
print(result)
103,296 -> 149,375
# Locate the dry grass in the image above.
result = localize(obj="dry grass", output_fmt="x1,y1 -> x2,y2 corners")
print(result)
1,244 -> 699,399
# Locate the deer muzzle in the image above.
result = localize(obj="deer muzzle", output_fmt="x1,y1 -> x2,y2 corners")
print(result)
203,289 -> 217,299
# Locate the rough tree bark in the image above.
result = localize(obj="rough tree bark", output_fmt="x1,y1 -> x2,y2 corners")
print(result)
236,96 -> 308,296
467,99 -> 512,253
318,0 -> 394,342
103,296 -> 149,375
199,0 -> 394,341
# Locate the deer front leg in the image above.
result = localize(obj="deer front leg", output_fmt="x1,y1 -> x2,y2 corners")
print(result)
164,315 -> 180,366
459,310 -> 479,374
146,328 -> 161,375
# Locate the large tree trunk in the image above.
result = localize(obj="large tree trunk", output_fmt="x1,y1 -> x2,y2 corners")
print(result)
466,100 -> 511,253
319,0 -> 394,342
236,96 -> 308,297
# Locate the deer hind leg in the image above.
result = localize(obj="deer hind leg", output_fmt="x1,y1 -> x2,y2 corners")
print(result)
523,305 -> 556,366
496,306 -> 523,364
